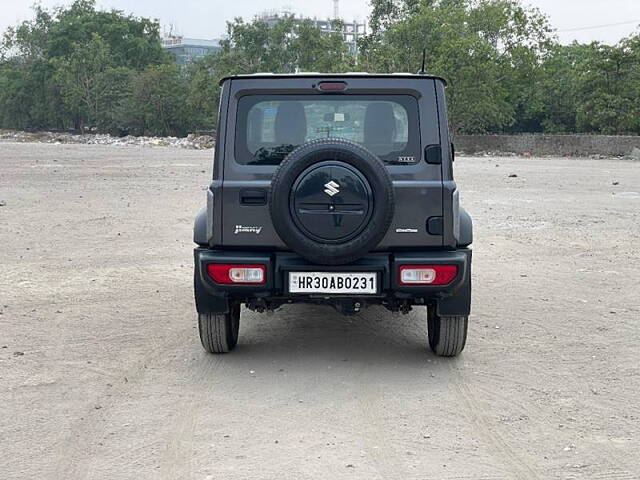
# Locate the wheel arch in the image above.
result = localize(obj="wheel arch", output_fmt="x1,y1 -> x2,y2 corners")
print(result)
194,206 -> 208,246
458,208 -> 473,248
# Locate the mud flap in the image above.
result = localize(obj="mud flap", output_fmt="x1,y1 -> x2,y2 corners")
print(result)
436,274 -> 472,317
194,255 -> 229,314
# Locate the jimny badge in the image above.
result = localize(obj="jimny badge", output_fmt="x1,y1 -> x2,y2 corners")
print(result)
234,225 -> 263,235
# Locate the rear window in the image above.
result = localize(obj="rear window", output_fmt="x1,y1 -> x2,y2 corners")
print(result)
235,95 -> 420,166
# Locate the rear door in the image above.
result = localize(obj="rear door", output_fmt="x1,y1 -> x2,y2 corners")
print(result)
220,76 -> 444,250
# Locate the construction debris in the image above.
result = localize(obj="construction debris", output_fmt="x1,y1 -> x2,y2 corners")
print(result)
0,130 -> 215,150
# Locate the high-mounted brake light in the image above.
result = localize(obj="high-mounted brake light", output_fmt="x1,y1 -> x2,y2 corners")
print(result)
398,265 -> 458,286
207,264 -> 266,285
318,81 -> 347,92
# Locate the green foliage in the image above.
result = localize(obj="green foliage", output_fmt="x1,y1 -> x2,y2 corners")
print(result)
1,0 -> 640,137
184,55 -> 220,131
0,4 -> 355,135
45,0 -> 168,69
211,16 -> 354,77
528,39 -> 640,135
573,40 -> 640,134
181,15 -> 355,130
361,0 -> 640,135
52,33 -> 117,130
361,0 -> 554,133
126,64 -> 191,136
533,43 -> 589,133
0,0 -> 169,134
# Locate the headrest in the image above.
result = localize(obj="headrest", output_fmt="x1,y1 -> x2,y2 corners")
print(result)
364,102 -> 397,146
275,102 -> 307,146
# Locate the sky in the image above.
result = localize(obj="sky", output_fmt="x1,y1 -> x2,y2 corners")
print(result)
1,0 -> 639,45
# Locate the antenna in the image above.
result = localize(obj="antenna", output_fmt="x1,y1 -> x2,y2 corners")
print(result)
418,49 -> 427,74
333,0 -> 340,19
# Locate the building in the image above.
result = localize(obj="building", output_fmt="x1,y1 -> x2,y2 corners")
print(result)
161,36 -> 221,66
309,18 -> 367,55
257,8 -> 367,55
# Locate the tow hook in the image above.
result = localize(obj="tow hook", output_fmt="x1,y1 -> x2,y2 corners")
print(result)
400,303 -> 413,315
335,299 -> 362,316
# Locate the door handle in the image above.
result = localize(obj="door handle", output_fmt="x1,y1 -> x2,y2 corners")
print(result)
240,189 -> 267,205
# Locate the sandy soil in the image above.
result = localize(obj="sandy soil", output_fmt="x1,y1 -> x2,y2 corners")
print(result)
1,142 -> 639,480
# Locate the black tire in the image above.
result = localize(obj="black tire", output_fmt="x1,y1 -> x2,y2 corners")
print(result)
427,308 -> 468,357
270,138 -> 395,265
198,303 -> 240,354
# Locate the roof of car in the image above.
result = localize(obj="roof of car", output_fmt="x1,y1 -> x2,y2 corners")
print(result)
219,72 -> 447,86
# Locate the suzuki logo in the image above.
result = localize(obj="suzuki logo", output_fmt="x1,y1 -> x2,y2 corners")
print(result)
324,181 -> 340,197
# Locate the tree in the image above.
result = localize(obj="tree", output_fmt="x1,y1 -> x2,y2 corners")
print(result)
52,33 -> 123,131
184,55 -> 220,130
360,0 -> 553,134
0,6 -> 64,129
184,15 -> 355,129
45,0 -> 168,69
531,43 -> 590,133
3,0 -> 638,137
573,40 -> 640,134
0,0 -> 168,133
212,16 -> 354,78
125,64 -> 190,136
291,19 -> 355,72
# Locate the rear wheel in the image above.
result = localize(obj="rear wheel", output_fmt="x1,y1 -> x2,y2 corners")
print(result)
427,308 -> 468,357
198,303 -> 241,354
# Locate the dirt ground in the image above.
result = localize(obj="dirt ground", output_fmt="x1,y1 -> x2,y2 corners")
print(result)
1,142 -> 639,480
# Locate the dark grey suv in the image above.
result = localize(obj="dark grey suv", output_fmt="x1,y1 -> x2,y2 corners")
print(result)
194,73 -> 473,356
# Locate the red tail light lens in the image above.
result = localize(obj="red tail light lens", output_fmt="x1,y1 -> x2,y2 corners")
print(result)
398,265 -> 458,286
318,81 -> 347,92
207,264 -> 266,285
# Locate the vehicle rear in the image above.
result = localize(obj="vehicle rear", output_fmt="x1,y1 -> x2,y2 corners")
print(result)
213,75 -> 449,251
194,74 -> 472,357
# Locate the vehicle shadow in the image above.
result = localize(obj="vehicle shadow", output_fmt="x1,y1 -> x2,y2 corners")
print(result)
211,303 -> 454,371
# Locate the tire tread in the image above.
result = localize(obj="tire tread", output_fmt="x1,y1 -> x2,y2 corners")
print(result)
428,313 -> 468,357
198,308 -> 239,354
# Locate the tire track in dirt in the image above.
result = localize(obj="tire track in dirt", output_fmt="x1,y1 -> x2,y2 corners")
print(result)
489,359 -> 640,479
353,373 -> 413,479
349,310 -> 420,479
352,309 -> 531,480
51,326 -> 193,479
283,308 -> 385,479
157,354 -> 223,480
386,311 -> 542,480
449,358 -> 639,480
447,362 -> 543,480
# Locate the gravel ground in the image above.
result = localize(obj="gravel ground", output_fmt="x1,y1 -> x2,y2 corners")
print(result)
1,142 -> 639,480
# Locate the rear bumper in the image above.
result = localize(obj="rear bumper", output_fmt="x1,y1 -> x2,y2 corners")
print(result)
194,248 -> 472,317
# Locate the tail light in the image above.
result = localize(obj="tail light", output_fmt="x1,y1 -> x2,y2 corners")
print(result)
398,265 -> 458,286
207,264 -> 266,285
317,81 -> 347,92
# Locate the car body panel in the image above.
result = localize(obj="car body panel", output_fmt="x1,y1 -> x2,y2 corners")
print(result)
213,76 -> 446,249
194,248 -> 472,317
194,73 -> 472,316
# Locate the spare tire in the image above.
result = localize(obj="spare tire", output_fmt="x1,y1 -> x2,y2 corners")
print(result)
270,138 -> 394,265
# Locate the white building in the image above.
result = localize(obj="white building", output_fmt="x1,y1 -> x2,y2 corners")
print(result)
161,36 -> 221,66
258,9 -> 367,55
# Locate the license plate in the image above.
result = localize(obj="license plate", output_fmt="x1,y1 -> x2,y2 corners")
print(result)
289,272 -> 377,294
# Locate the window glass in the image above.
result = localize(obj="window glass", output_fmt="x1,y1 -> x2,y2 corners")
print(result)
235,95 -> 420,165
